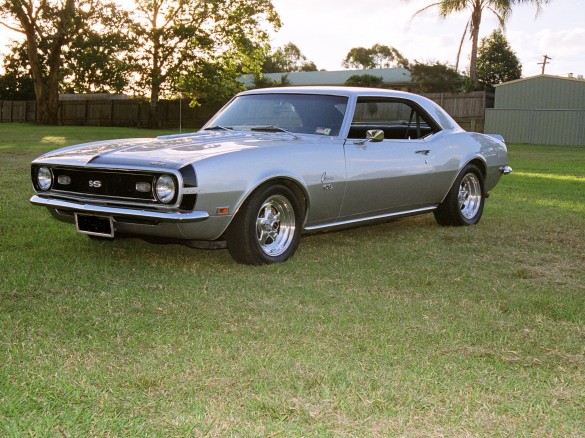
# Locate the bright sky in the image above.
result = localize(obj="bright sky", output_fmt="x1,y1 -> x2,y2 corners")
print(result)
1,0 -> 583,78
269,0 -> 585,77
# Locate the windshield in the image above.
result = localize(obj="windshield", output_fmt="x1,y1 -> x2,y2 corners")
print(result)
205,94 -> 349,137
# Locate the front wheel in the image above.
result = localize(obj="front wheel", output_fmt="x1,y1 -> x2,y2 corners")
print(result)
434,164 -> 485,226
227,184 -> 302,265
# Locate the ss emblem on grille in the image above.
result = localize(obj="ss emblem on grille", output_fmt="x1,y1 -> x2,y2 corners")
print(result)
89,180 -> 102,188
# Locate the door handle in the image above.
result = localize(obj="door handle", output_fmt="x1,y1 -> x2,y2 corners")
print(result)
415,149 -> 431,155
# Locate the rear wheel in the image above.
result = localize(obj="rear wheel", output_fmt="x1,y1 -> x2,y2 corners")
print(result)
227,184 -> 302,265
434,164 -> 485,226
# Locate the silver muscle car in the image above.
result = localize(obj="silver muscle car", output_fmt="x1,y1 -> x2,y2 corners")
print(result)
30,87 -> 512,264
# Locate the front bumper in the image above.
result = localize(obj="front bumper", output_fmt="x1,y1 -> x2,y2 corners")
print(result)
30,195 -> 209,223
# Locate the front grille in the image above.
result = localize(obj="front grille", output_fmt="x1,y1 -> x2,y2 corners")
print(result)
52,167 -> 157,201
31,165 -> 185,207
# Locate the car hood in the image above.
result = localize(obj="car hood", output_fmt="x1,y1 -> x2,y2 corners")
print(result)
33,131 -> 300,170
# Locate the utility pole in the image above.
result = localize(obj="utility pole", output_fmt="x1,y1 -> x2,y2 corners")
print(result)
538,55 -> 552,75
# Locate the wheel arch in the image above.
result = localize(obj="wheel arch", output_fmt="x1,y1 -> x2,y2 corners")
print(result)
230,176 -> 309,225
438,156 -> 487,204
465,157 -> 487,179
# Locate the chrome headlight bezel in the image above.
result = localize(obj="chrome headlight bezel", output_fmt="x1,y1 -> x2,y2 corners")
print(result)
155,174 -> 176,204
37,166 -> 53,191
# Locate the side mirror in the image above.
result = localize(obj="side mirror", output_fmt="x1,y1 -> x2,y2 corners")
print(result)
366,129 -> 384,142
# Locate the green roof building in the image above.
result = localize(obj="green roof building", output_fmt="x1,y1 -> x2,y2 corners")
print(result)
240,68 -> 412,90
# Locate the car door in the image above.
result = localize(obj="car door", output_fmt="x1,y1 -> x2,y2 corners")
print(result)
340,97 -> 442,218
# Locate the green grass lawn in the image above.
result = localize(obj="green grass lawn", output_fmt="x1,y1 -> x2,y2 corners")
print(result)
1,123 -> 584,436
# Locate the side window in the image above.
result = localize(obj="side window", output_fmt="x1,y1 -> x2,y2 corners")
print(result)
348,98 -> 438,140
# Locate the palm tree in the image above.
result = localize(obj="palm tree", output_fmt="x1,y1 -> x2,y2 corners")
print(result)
411,0 -> 549,85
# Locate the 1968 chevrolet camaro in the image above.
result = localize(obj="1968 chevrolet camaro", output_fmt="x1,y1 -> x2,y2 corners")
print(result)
30,87 -> 512,264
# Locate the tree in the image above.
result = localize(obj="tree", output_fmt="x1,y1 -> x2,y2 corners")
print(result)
409,61 -> 468,92
476,29 -> 521,90
61,4 -> 135,94
0,42 -> 35,100
3,8 -> 134,96
1,0 -> 84,123
262,43 -> 318,73
252,73 -> 291,89
181,51 -> 262,104
343,44 -> 409,69
344,74 -> 384,88
410,0 -> 549,85
0,0 -> 131,123
130,0 -> 280,126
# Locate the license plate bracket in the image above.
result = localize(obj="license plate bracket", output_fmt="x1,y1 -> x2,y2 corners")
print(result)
75,213 -> 114,238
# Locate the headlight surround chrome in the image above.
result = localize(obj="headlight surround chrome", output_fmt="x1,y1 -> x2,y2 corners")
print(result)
37,166 -> 53,191
155,174 -> 176,204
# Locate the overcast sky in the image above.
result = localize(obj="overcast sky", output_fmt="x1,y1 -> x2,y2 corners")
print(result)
1,0 -> 583,78
269,0 -> 585,78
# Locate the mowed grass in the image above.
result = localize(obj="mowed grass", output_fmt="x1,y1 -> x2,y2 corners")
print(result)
1,123 -> 584,436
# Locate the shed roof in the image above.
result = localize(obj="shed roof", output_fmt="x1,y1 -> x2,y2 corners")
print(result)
493,74 -> 585,110
495,74 -> 585,87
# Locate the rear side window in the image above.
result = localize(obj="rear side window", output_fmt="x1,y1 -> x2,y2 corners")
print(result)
349,97 -> 440,140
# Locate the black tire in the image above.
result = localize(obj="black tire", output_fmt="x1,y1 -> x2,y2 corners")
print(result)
434,164 -> 485,226
227,184 -> 302,265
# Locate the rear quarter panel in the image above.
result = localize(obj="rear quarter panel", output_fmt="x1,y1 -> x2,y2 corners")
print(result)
424,130 -> 508,201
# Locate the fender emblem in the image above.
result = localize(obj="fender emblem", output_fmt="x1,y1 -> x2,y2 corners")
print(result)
321,172 -> 334,183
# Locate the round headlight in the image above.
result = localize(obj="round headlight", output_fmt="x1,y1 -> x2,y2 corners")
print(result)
37,166 -> 53,191
155,174 -> 176,204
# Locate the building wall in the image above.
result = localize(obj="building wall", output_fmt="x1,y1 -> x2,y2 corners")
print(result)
485,108 -> 585,145
485,75 -> 585,145
495,76 -> 585,110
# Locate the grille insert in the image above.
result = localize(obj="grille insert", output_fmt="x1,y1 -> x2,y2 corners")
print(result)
48,167 -> 176,204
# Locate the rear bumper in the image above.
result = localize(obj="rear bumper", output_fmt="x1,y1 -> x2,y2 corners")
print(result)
30,195 -> 209,223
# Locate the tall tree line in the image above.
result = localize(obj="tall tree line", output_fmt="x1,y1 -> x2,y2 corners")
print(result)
0,0 -> 280,125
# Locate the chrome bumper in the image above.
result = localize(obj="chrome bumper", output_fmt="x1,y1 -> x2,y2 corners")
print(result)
30,195 -> 209,223
499,165 -> 513,175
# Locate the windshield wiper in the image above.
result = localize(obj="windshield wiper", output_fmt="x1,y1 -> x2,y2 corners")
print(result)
203,125 -> 233,131
250,125 -> 300,139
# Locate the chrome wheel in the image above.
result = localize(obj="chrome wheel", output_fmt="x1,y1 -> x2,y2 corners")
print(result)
227,184 -> 302,265
255,194 -> 296,256
458,173 -> 482,220
434,164 -> 485,227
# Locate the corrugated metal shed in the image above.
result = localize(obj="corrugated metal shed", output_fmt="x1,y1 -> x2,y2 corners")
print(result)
485,75 -> 585,145
240,68 -> 412,89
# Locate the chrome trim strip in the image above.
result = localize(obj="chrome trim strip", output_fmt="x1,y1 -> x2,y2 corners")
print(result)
304,206 -> 437,231
50,188 -> 156,203
30,195 -> 209,223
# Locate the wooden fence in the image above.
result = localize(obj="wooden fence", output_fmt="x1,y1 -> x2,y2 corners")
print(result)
422,91 -> 494,132
0,91 -> 493,132
0,99 -> 223,130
